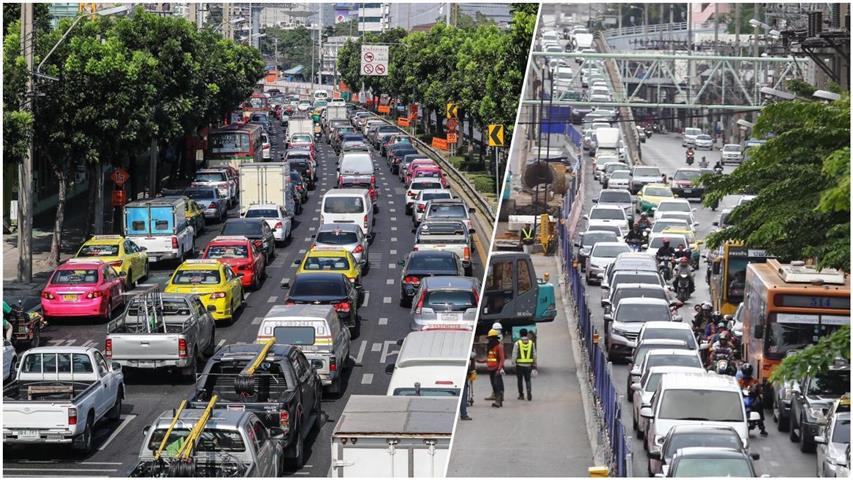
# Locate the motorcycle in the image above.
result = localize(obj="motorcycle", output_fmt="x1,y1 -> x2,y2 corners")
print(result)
675,272 -> 692,302
626,238 -> 643,252
644,126 -> 653,138
742,389 -> 764,431
709,347 -> 736,375
713,165 -> 724,175
5,299 -> 46,348
686,151 -> 695,165
657,256 -> 673,282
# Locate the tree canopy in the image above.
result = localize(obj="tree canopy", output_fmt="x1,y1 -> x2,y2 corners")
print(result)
702,95 -> 850,272
769,326 -> 850,383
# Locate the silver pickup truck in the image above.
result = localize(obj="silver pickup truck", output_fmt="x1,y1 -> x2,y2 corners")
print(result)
413,220 -> 473,276
2,346 -> 124,453
106,293 -> 216,379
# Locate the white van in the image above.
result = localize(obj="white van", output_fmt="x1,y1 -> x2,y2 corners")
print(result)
321,189 -> 374,237
313,89 -> 329,101
642,372 -> 756,458
384,330 -> 470,397
256,304 -> 351,395
337,152 -> 374,182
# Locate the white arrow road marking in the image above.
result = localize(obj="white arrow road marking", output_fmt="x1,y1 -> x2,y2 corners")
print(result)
353,340 -> 367,364
380,341 -> 400,363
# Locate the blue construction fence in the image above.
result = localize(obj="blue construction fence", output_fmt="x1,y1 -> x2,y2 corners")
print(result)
558,168 -> 631,477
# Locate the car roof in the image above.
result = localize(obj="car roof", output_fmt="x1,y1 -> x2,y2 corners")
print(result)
668,424 -> 741,436
672,447 -> 749,459
616,297 -> 669,306
245,203 -> 280,210
224,218 -> 263,225
659,372 -> 738,390
408,250 -> 456,259
647,365 -> 705,376
658,199 -> 691,206
592,241 -> 628,250
57,260 -> 105,269
325,188 -> 369,196
613,283 -> 666,292
641,321 -> 692,331
591,204 -> 625,211
293,272 -> 348,282
304,249 -> 350,258
645,349 -> 699,358
317,223 -> 361,233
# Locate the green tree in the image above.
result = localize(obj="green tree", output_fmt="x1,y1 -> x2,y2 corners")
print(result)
703,96 -> 850,272
769,326 -> 850,383
324,19 -> 359,38
260,26 -> 313,71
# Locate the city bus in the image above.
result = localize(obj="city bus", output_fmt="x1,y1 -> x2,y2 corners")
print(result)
205,123 -> 264,168
708,241 -> 771,314
242,90 -> 270,117
741,258 -> 850,395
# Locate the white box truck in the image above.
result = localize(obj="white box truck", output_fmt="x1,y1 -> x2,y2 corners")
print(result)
287,117 -> 314,138
593,127 -> 622,160
239,162 -> 295,219
330,395 -> 455,477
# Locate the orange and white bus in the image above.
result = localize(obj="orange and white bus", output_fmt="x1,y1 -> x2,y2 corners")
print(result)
205,123 -> 264,168
741,259 -> 850,388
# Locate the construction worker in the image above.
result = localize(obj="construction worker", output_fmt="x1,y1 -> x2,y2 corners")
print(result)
512,328 -> 537,401
485,329 -> 505,408
460,351 -> 475,421
520,224 -> 535,245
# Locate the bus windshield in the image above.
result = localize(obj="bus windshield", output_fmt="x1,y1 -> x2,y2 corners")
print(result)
766,314 -> 849,356
726,257 -> 748,304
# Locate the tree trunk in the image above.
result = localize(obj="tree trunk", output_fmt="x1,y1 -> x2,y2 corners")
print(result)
48,162 -> 68,266
85,163 -> 96,238
91,162 -> 104,235
468,120 -> 475,166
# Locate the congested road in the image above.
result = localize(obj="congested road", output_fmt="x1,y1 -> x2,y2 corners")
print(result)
2,102 -> 484,477
577,131 -> 817,477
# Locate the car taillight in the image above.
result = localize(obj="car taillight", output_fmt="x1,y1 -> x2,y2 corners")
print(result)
334,302 -> 350,313
171,236 -> 178,249
329,357 -> 337,372
464,247 -> 471,261
412,246 -> 419,251
86,291 -> 103,299
408,191 -> 416,197
417,204 -> 426,212
42,291 -> 55,300
285,299 -> 296,305
435,380 -> 454,385
414,288 -> 426,314
363,215 -> 368,228
353,244 -> 364,254
253,240 -> 263,248
209,202 -> 217,209
404,275 -> 420,285
210,292 -> 226,299
279,411 -> 289,429
109,260 -> 123,268
105,339 -> 112,359
178,338 -> 188,358
68,407 -> 78,426
274,222 -> 283,230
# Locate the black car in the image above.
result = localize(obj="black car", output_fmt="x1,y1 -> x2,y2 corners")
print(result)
287,157 -> 315,190
387,145 -> 419,174
398,250 -> 465,306
665,447 -> 758,477
290,170 -> 309,204
221,218 -> 276,264
648,420 -> 756,476
284,273 -> 360,335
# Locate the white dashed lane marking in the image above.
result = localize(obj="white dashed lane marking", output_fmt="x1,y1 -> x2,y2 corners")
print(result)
268,295 -> 277,303
362,291 -> 370,307
353,340 -> 367,364
391,226 -> 397,231
390,237 -> 397,242
390,216 -> 397,221
371,342 -> 382,352
386,278 -> 394,285
361,373 -> 374,385
378,317 -> 388,325
383,296 -> 392,303
388,263 -> 396,270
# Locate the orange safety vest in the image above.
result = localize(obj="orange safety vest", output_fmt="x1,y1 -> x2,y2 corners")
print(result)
486,348 -> 498,369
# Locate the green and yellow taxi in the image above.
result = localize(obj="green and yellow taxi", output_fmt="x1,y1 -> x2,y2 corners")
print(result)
636,183 -> 675,213
74,235 -> 148,288
164,259 -> 244,322
295,249 -> 361,286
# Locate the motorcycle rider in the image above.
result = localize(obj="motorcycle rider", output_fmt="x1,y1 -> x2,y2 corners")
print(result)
713,159 -> 724,174
692,302 -> 714,332
699,156 -> 709,168
737,363 -> 769,436
672,257 -> 695,294
686,147 -> 695,164
636,212 -> 652,230
673,244 -> 690,262
656,239 -> 675,262
625,223 -> 645,247
709,331 -> 734,373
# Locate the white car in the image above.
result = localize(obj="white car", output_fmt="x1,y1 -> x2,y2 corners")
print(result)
260,132 -> 271,160
242,203 -> 292,244
632,365 -> 705,437
405,178 -> 445,214
328,98 -> 346,107
413,188 -> 453,224
585,205 -> 629,237
595,161 -> 624,182
606,170 -> 631,190
297,101 -> 312,112
645,233 -> 690,257
694,134 -> 714,150
586,241 -> 631,284
721,144 -> 743,164
653,199 -> 694,221
681,127 -> 703,147
657,210 -> 698,228
651,219 -> 693,235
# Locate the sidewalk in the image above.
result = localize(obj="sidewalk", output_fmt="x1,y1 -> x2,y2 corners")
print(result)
447,254 -> 592,477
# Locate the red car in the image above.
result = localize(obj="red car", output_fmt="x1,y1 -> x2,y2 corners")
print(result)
41,260 -> 126,322
411,165 -> 447,188
202,235 -> 266,290
405,159 -> 438,186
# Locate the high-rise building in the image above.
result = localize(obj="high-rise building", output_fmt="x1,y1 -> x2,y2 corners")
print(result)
321,35 -> 358,85
334,3 -> 391,33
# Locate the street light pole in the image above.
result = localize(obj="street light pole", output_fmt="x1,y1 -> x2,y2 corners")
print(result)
18,2 -> 34,283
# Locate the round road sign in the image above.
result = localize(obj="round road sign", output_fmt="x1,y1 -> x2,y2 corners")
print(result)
110,167 -> 129,186
363,64 -> 374,74
363,51 -> 374,62
375,64 -> 386,74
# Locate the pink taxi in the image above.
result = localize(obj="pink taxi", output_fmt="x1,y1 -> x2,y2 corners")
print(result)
41,260 -> 126,321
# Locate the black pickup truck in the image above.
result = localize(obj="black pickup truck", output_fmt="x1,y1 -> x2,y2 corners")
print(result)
188,344 -> 323,469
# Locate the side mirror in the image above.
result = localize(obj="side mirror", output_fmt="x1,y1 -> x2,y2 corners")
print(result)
673,315 -> 683,322
647,450 -> 661,460
700,342 -> 710,350
207,304 -> 217,313
582,215 -> 589,221
631,382 -> 642,391
139,247 -> 148,252
384,364 -> 395,375
468,207 -> 476,213
143,426 -> 151,436
398,260 -> 406,267
641,244 -> 648,249
573,242 -> 581,248
591,198 -> 598,203
813,435 -> 827,445
640,407 -> 654,419
469,229 -> 476,234
111,362 -> 122,372
603,313 -> 613,322
692,222 -> 700,228
753,324 -> 764,339
597,273 -> 605,280
749,411 -> 761,422
602,299 -> 611,306
750,452 -> 761,460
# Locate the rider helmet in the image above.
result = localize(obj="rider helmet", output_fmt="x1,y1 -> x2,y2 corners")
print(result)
741,363 -> 754,378
679,257 -> 689,265
702,302 -> 713,311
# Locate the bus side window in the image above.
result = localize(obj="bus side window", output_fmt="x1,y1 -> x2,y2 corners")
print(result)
754,315 -> 765,339
712,260 -> 721,275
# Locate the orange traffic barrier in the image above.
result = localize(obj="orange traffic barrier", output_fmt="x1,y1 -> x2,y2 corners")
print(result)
431,137 -> 449,151
377,105 -> 391,114
397,117 -> 410,128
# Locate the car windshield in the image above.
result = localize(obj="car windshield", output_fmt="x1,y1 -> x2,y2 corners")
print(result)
615,304 -> 670,322
635,167 -> 661,177
194,173 -> 226,182
644,187 -> 672,197
77,245 -> 119,257
590,208 -> 624,220
833,418 -> 850,443
634,344 -> 689,364
421,192 -> 452,201
290,278 -> 345,297
606,164 -> 630,173
172,270 -> 221,285
408,255 -> 457,272
303,256 -> 349,271
341,155 -> 373,173
613,273 -> 660,288
659,390 -> 744,421
582,232 -> 618,247
673,170 -> 701,181
324,197 -> 364,214
653,221 -> 689,233
147,428 -> 245,453
185,189 -> 215,200
206,245 -> 248,259
222,222 -> 262,236
290,134 -> 312,143
685,128 -> 702,136
723,145 -> 741,152
610,171 -> 631,180
664,432 -> 743,460
592,244 -> 629,258
643,330 -> 697,348
644,372 -> 665,392
51,269 -> 99,285
614,287 -> 666,304
672,458 -> 752,477
316,230 -> 358,245
807,370 -> 851,396
599,191 -> 631,203
660,202 -> 691,213
412,181 -> 443,192
646,354 -> 702,370
244,209 -> 278,218
425,290 -> 476,312
428,204 -> 466,218
696,134 -> 712,140
273,326 -> 316,346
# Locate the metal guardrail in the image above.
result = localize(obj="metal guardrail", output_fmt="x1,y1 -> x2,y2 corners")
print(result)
594,33 -> 644,166
603,21 -> 688,38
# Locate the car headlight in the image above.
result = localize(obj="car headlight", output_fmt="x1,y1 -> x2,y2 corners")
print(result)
611,326 -> 628,337
808,406 -> 828,422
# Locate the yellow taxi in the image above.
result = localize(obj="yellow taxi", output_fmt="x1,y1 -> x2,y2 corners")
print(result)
74,235 -> 148,288
296,249 -> 361,286
164,259 -> 244,322
636,183 -> 675,213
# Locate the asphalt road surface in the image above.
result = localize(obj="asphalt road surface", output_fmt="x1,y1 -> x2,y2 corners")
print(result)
2,113 -> 484,477
578,132 -> 818,477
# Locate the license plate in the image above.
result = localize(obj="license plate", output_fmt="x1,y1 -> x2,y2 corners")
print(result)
18,430 -> 39,439
62,294 -> 78,302
438,313 -> 462,322
682,189 -> 692,193
227,404 -> 245,412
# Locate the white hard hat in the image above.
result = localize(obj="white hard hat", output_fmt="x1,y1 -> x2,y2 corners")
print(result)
491,322 -> 503,331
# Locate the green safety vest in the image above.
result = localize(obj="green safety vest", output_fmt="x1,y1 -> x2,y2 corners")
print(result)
521,228 -> 534,240
516,340 -> 534,364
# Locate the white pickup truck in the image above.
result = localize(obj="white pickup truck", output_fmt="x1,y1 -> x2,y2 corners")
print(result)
2,346 -> 125,453
413,220 -> 473,276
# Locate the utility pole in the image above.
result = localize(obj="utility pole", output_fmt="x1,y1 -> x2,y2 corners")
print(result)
18,3 -> 34,283
318,5 -> 323,86
735,3 -> 741,57
446,2 -> 450,25
274,37 -> 279,70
